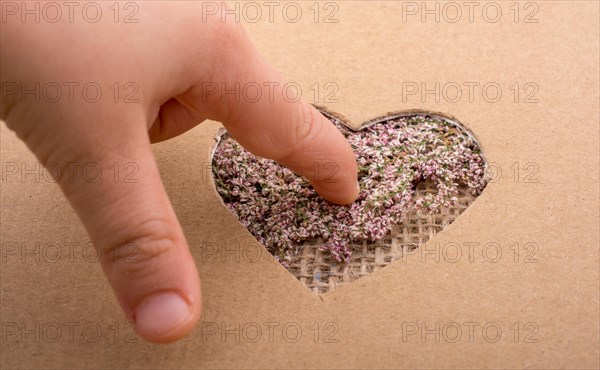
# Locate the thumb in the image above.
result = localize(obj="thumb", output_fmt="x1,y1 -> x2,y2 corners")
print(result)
39,108 -> 201,343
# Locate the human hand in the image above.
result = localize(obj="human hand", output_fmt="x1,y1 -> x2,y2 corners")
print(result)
0,2 -> 358,343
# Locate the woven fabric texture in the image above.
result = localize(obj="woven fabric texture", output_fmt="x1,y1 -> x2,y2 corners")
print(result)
286,183 -> 477,294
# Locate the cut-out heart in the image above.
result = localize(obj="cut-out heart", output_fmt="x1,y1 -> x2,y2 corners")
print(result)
211,108 -> 488,294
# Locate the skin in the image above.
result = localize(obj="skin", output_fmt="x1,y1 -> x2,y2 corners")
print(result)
0,3 -> 358,343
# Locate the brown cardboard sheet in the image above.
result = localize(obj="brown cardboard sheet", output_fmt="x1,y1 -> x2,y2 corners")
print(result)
1,1 -> 598,368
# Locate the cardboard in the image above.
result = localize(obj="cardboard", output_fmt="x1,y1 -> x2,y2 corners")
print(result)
1,1 -> 598,368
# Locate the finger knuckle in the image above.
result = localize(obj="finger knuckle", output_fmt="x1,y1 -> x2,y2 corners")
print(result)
101,218 -> 176,279
284,104 -> 324,160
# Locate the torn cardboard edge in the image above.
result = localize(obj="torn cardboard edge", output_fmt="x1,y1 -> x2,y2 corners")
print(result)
208,105 -> 490,294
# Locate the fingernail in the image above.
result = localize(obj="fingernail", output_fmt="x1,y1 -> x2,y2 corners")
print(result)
134,292 -> 191,338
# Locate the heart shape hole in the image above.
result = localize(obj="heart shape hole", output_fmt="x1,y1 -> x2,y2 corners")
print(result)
211,108 -> 488,294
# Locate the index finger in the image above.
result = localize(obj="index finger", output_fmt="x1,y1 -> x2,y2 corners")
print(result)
181,24 -> 359,205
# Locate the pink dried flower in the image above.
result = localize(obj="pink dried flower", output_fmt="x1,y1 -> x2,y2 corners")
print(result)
212,114 -> 487,264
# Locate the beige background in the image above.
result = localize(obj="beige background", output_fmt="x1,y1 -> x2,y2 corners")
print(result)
1,1 -> 599,368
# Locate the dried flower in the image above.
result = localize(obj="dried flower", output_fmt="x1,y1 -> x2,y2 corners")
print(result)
212,114 -> 487,264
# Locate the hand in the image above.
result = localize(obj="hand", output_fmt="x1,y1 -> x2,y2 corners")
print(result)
0,2 -> 358,343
